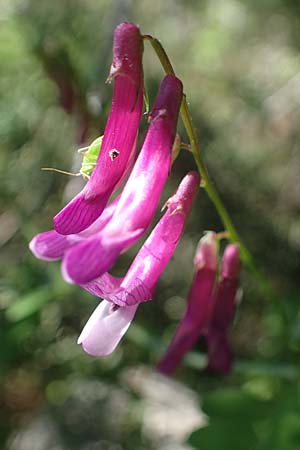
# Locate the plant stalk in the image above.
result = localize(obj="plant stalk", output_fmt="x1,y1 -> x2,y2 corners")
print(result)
143,34 -> 285,318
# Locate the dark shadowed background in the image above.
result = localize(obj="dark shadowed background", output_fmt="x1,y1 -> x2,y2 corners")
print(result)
1,0 -> 300,449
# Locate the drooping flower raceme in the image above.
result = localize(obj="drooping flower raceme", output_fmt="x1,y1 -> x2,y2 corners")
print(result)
29,19 -> 242,371
29,20 -> 206,364
62,74 -> 183,284
30,75 -> 183,286
77,171 -> 200,356
54,22 -> 144,235
205,243 -> 240,374
157,232 -> 218,374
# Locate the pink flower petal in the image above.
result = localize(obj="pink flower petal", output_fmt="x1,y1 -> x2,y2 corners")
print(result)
78,172 -> 200,356
205,244 -> 240,374
29,195 -> 120,261
81,171 -> 200,306
54,23 -> 144,235
62,228 -> 143,284
29,230 -> 73,261
63,75 -> 183,283
157,232 -> 218,374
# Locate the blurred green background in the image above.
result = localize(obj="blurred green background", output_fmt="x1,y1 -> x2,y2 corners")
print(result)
1,0 -> 300,449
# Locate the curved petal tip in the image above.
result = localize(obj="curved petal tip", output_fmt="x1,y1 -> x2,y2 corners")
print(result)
54,191 -> 109,235
78,300 -> 138,356
29,231 -> 68,261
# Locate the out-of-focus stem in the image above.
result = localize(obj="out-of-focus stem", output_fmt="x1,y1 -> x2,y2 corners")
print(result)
143,34 -> 285,318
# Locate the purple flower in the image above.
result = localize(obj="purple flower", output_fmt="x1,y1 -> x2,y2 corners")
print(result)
31,75 -> 183,285
62,74 -> 183,284
205,243 -> 240,374
157,237 -> 240,375
77,171 -> 200,356
29,195 -> 120,261
157,232 -> 218,374
53,22 -> 144,235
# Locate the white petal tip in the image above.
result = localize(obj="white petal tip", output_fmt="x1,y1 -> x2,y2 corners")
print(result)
29,237 -> 40,259
61,260 -> 75,284
29,236 -> 59,261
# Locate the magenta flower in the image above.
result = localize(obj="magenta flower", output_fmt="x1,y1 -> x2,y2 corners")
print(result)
77,171 -> 200,356
205,243 -> 240,374
30,74 -> 182,283
29,195 -> 120,261
157,238 -> 240,375
62,74 -> 182,284
53,22 -> 144,235
157,232 -> 218,374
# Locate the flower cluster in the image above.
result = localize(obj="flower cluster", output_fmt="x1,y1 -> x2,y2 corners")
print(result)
78,171 -> 200,356
29,22 -> 201,357
157,232 -> 240,374
30,22 -> 241,372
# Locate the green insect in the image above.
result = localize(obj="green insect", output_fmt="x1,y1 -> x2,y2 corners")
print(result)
42,135 -> 103,180
43,131 -> 191,180
78,136 -> 103,178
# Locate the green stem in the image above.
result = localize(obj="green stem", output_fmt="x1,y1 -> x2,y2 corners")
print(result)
143,34 -> 284,317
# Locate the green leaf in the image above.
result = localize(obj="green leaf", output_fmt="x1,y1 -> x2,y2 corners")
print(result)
189,418 -> 257,450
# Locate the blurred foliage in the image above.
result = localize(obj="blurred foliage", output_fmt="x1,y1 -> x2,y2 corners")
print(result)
1,0 -> 300,449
